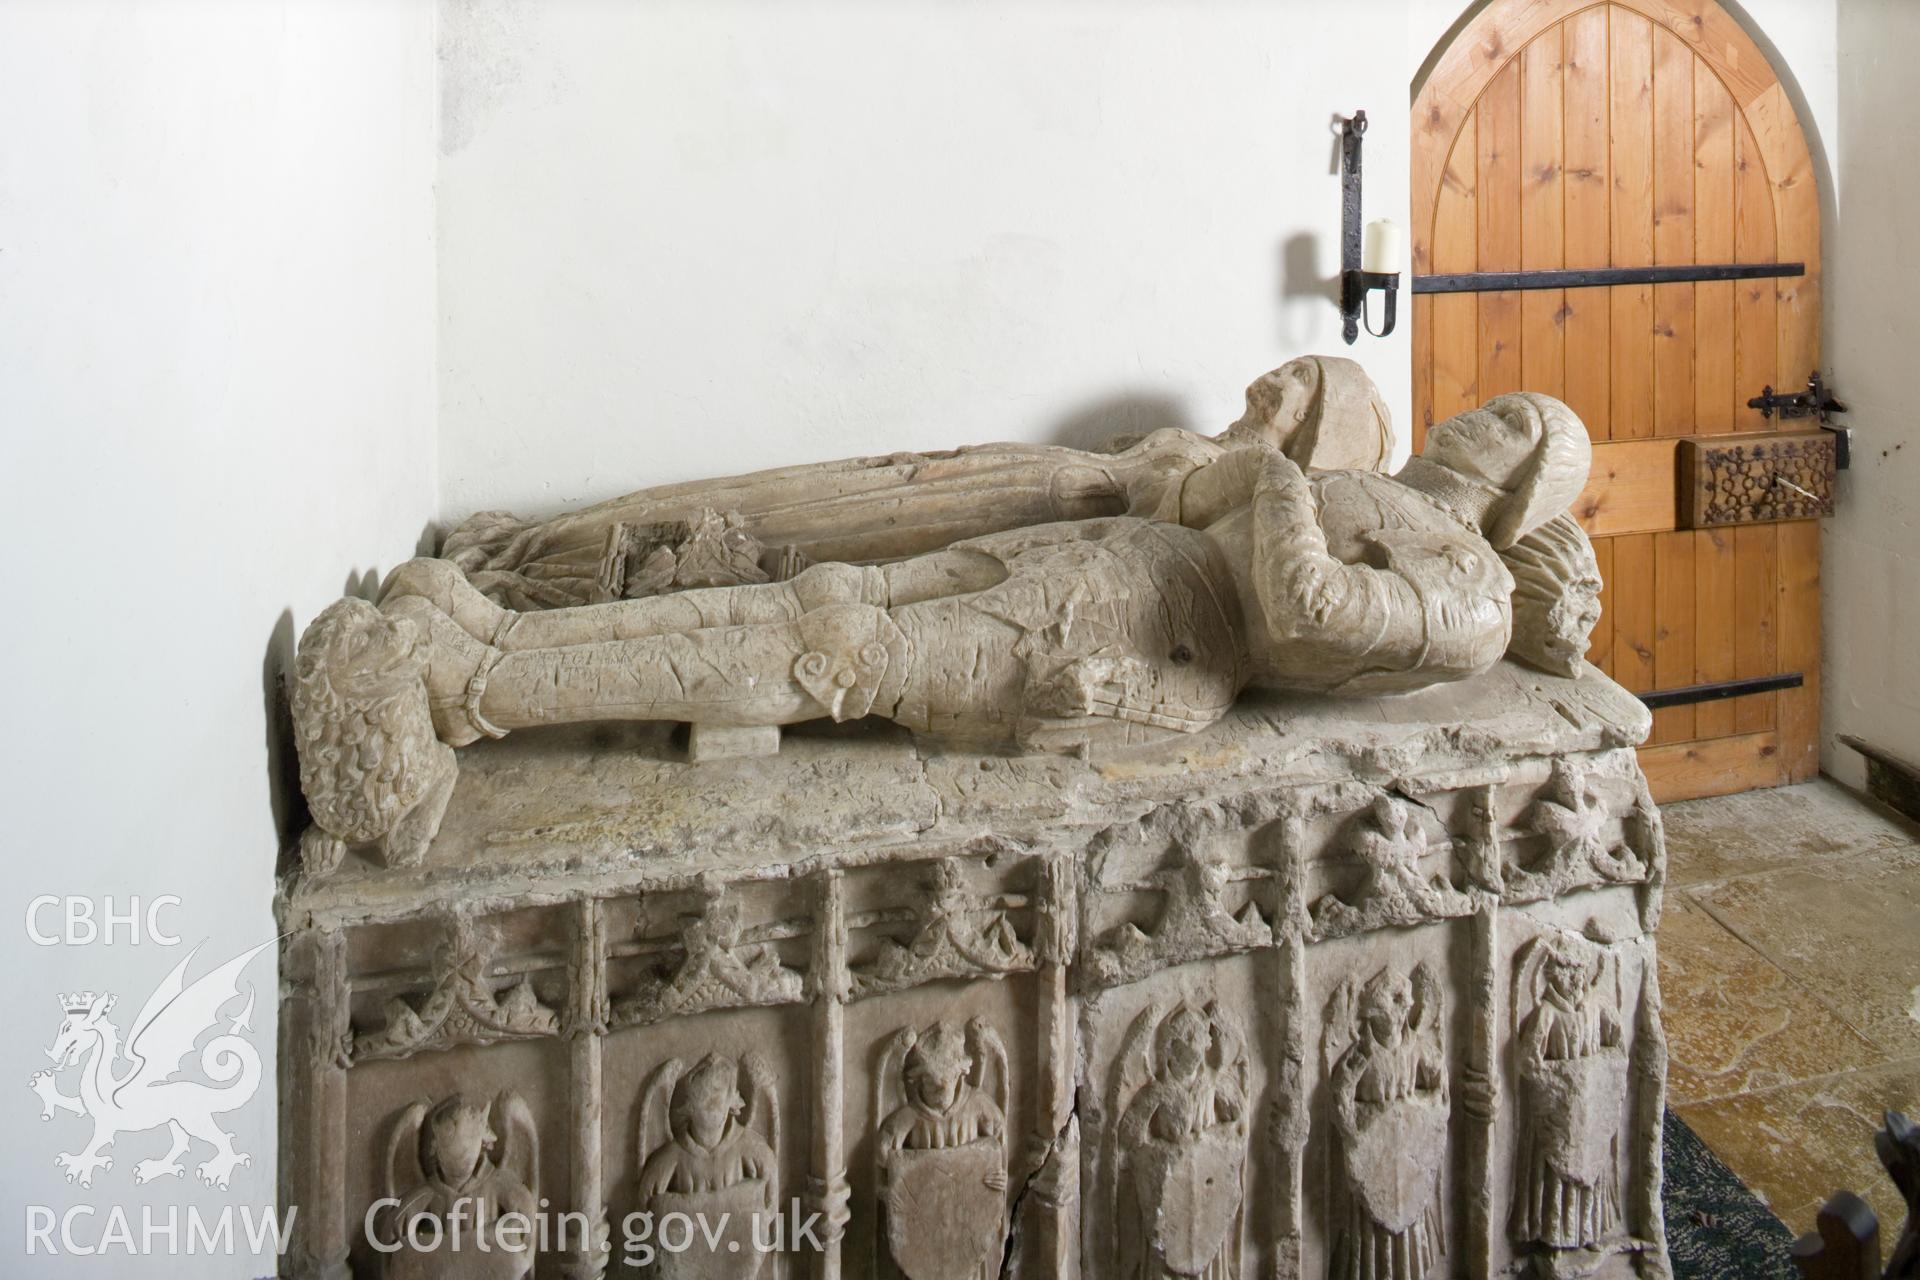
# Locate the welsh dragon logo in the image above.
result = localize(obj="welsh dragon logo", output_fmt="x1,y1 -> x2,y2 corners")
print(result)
28,939 -> 273,1190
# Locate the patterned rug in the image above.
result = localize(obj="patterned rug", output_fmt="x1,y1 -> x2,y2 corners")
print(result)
1664,1109 -> 1800,1279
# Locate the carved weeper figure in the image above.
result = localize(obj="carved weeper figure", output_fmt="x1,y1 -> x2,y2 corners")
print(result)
875,1019 -> 1011,1280
1110,1001 -> 1251,1280
1510,935 -> 1628,1278
635,1053 -> 780,1279
1324,964 -> 1449,1280
291,392 -> 1591,854
372,1091 -> 539,1280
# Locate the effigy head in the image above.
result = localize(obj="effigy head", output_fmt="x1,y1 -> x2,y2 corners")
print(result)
1155,1003 -> 1213,1080
1503,513 -> 1604,676
1224,355 -> 1393,472
1423,392 -> 1591,549
291,597 -> 441,845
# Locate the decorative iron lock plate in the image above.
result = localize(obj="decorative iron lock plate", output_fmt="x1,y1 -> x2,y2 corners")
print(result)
1679,430 -> 1836,527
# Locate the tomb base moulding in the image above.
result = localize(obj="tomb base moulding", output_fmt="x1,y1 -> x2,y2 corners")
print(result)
275,662 -> 1670,1280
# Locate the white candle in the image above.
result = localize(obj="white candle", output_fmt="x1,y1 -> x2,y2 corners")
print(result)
1362,219 -> 1404,274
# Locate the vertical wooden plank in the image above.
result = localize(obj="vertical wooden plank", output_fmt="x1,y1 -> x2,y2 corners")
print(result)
1733,523 -> 1778,734
1651,27 -> 1695,437
1563,5 -> 1612,440
1612,533 -> 1657,698
1413,291 -> 1435,449
1691,60 -> 1738,743
1749,80 -> 1823,780
1694,60 -> 1736,437
1589,537 -> 1615,677
1732,113 -> 1777,432
1431,113 -> 1480,434
1478,58 -> 1524,400
1651,530 -> 1697,743
1694,528 -> 1738,739
1609,8 -> 1656,441
1520,26 -> 1566,400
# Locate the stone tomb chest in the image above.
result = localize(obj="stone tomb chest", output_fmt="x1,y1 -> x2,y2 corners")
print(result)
276,660 -> 1670,1280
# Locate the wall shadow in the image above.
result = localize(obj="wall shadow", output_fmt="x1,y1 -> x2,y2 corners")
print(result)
1043,391 -> 1195,453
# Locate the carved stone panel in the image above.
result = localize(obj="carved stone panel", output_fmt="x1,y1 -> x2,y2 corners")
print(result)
354,915 -> 560,1063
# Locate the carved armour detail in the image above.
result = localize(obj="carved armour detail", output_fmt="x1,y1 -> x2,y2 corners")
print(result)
353,915 -> 559,1062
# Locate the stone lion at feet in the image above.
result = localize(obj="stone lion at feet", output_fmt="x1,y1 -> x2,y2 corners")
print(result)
290,598 -> 455,875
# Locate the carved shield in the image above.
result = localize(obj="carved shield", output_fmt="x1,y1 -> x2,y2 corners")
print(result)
1533,1052 -> 1628,1186
1346,1093 -> 1448,1232
647,1180 -> 773,1280
883,1142 -> 1006,1280
1132,1128 -> 1243,1275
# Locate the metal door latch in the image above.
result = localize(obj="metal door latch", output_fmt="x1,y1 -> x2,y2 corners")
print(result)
1748,371 -> 1851,468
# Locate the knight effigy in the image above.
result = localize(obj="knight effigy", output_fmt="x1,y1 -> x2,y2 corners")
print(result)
275,357 -> 1669,1279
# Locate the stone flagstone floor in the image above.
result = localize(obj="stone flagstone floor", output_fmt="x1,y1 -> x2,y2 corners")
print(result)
1658,777 -> 1920,1238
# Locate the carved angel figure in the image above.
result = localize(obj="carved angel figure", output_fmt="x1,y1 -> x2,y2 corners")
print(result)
634,1053 -> 780,1279
292,385 -> 1592,858
1109,1000 -> 1250,1280
1510,936 -> 1627,1276
874,1019 -> 1010,1280
371,1091 -> 539,1280
1324,963 -> 1449,1280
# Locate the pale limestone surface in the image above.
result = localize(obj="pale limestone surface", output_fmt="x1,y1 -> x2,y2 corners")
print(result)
276,366 -> 1653,1278
276,660 -> 1670,1280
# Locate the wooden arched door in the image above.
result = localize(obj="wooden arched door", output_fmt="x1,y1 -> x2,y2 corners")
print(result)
1413,0 -> 1823,801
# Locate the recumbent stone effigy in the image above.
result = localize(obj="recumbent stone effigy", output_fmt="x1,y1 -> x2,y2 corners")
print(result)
276,357 -> 1666,1279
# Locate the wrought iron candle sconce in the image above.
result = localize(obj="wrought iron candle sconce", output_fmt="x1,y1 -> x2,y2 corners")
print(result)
1339,110 -> 1401,343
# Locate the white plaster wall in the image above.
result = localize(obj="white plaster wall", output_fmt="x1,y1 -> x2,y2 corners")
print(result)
1824,0 -> 1920,786
0,2 -> 438,1274
435,0 -> 1414,522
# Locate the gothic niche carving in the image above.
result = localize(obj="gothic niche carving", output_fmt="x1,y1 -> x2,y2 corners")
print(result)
1510,934 -> 1628,1276
1324,963 -> 1448,1280
371,1090 -> 539,1279
354,915 -> 559,1062
635,1053 -> 781,1279
1310,795 -> 1472,940
852,858 -> 1033,998
1507,760 -> 1646,898
1092,846 -> 1269,988
874,1019 -> 1011,1280
1109,1000 -> 1250,1279
612,879 -> 803,1029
